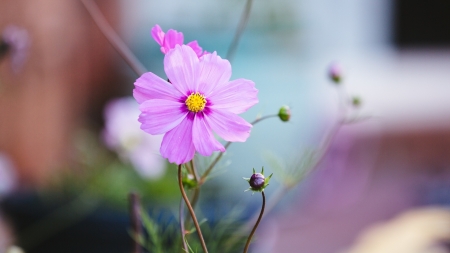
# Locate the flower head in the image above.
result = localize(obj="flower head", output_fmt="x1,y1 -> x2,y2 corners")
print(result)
244,167 -> 272,192
328,62 -> 343,84
278,105 -> 291,122
151,24 -> 207,58
102,97 -> 166,179
1,25 -> 30,73
134,45 -> 258,165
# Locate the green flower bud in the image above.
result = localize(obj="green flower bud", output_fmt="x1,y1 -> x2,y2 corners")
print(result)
182,173 -> 197,189
278,105 -> 291,122
352,96 -> 362,107
329,63 -> 342,84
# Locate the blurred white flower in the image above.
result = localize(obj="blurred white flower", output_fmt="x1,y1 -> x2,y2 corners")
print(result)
6,246 -> 24,253
0,152 -> 17,198
102,97 -> 166,179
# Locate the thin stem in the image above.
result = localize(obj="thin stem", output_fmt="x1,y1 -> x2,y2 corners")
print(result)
80,0 -> 147,76
201,114 -> 278,183
178,165 -> 209,253
184,160 -> 201,232
250,114 -> 278,125
190,160 -> 200,183
201,142 -> 231,183
129,192 -> 142,253
243,191 -> 266,253
184,187 -> 200,231
226,0 -> 254,62
179,198 -> 188,252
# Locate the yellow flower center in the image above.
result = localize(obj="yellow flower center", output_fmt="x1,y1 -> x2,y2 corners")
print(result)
185,92 -> 206,112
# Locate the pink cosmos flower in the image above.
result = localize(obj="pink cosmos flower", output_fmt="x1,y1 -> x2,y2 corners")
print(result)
134,45 -> 258,165
151,24 -> 207,57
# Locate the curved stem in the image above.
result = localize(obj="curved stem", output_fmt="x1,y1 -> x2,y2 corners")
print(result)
250,114 -> 278,125
201,142 -> 231,183
243,191 -> 266,253
226,0 -> 254,62
184,187 -> 201,230
190,160 -> 200,183
179,198 -> 188,252
201,114 -> 278,183
80,0 -> 147,76
178,165 -> 209,253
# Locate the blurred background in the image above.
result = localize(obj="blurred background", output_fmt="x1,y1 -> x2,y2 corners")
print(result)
1,0 -> 450,252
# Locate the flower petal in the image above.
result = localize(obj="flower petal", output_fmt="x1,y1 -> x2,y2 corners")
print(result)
151,24 -> 165,46
134,72 -> 183,104
164,45 -> 199,95
204,108 -> 252,142
160,115 -> 196,164
208,79 -> 259,114
197,52 -> 231,96
162,29 -> 184,54
192,114 -> 225,156
186,40 -> 203,58
138,99 -> 187,135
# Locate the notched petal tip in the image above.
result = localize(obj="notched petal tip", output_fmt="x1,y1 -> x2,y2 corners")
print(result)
151,24 -> 165,46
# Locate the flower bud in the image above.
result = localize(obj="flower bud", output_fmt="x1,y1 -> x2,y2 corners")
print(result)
244,167 -> 273,193
352,96 -> 362,107
182,173 -> 197,189
250,173 -> 265,190
278,105 -> 291,122
328,63 -> 342,84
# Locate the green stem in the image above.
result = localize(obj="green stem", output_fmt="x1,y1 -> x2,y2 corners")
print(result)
226,0 -> 254,62
243,191 -> 266,253
179,198 -> 188,252
201,142 -> 232,183
80,0 -> 147,76
201,114 -> 278,183
178,165 -> 209,253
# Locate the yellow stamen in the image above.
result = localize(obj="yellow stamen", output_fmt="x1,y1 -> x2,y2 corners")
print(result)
185,92 -> 206,112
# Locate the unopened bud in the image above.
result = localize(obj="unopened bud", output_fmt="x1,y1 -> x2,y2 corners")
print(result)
278,105 -> 291,122
244,167 -> 273,193
250,173 -> 265,190
352,96 -> 362,107
328,63 -> 342,84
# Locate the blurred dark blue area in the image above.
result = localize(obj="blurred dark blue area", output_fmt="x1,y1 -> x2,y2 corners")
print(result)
1,193 -> 132,253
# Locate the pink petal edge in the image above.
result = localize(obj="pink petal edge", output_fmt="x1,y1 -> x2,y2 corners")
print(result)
151,24 -> 165,46
160,115 -> 196,164
138,99 -> 187,135
133,72 -> 183,104
204,108 -> 252,142
208,78 -> 259,114
197,52 -> 232,96
164,45 -> 200,95
192,114 -> 225,156
162,29 -> 184,54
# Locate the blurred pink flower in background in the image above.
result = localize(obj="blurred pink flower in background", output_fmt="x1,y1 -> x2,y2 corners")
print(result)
0,152 -> 17,198
1,25 -> 30,73
151,24 -> 207,57
102,97 -> 166,179
134,45 -> 258,164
